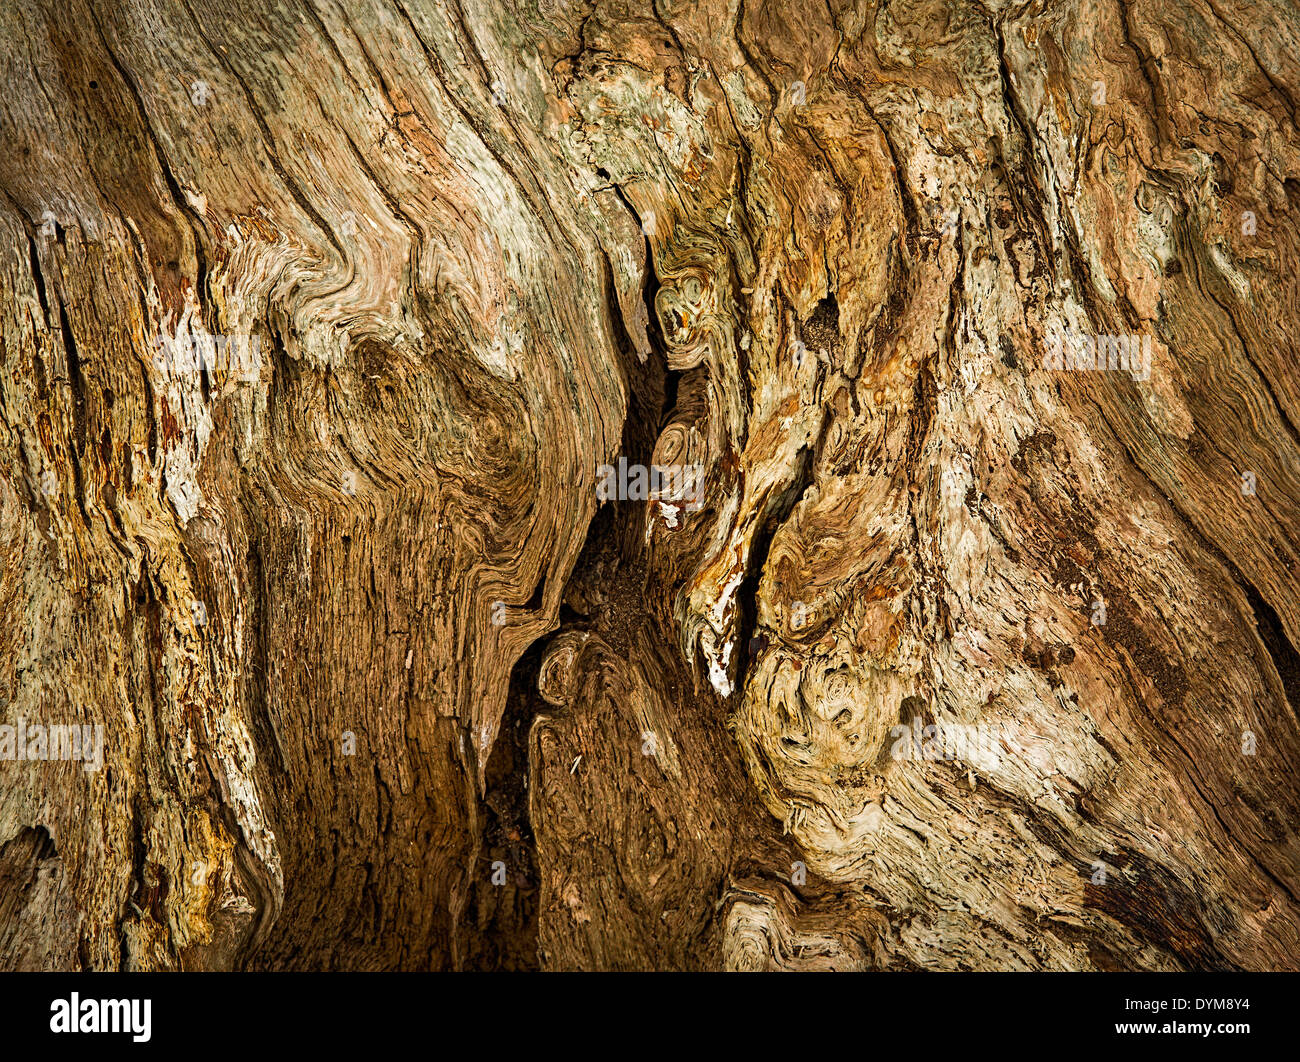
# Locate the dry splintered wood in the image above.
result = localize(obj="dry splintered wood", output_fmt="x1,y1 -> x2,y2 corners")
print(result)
0,0 -> 1298,972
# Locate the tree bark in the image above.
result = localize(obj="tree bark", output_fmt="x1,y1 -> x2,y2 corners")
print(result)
1,0 -> 1298,971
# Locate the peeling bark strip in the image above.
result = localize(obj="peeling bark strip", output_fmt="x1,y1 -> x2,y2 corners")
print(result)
0,0 -> 1298,972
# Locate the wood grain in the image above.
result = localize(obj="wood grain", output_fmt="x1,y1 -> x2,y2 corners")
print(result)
1,0 -> 1297,970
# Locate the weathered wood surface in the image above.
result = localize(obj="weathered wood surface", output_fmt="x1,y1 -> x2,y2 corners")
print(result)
1,0 -> 1298,970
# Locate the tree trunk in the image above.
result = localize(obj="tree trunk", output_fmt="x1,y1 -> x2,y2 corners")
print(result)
1,0 -> 1298,971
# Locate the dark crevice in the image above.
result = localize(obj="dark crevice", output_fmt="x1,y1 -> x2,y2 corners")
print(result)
522,572 -> 545,613
464,638 -> 545,970
56,301 -> 94,527
1245,582 -> 1300,725
27,236 -> 49,321
458,213 -> 671,967
57,302 -> 87,455
734,444 -> 814,698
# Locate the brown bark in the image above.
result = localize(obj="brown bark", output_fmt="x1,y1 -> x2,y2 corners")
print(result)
1,0 -> 1298,970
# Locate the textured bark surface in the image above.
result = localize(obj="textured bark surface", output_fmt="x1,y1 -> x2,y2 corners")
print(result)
1,0 -> 1299,971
